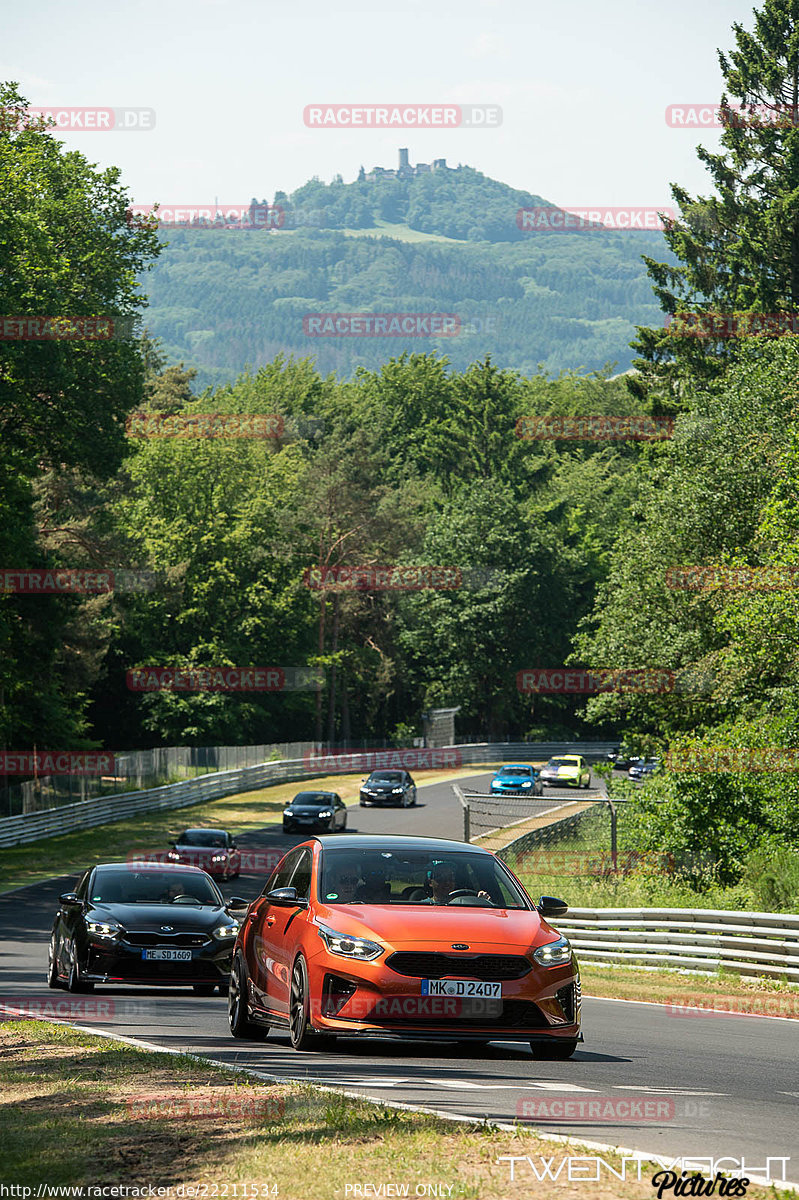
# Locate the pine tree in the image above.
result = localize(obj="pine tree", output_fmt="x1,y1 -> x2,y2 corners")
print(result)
631,0 -> 799,408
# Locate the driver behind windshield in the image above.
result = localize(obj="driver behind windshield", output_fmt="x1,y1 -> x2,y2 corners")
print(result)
419,862 -> 492,905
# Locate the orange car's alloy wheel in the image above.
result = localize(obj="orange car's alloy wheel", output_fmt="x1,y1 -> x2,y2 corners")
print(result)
290,956 -> 335,1051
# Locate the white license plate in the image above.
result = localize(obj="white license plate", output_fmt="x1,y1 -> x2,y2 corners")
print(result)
142,948 -> 193,961
421,979 -> 501,998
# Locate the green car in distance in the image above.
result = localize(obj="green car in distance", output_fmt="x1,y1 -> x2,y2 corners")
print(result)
539,755 -> 591,789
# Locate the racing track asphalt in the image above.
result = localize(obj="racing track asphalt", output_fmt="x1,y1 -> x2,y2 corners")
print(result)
1,771 -> 797,1182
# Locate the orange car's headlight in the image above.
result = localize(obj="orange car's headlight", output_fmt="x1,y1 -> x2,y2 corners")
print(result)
318,924 -> 385,960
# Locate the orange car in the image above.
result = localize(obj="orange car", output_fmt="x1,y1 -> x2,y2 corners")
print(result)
228,834 -> 581,1056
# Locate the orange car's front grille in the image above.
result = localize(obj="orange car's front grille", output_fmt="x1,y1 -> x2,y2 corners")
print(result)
386,952 -> 531,980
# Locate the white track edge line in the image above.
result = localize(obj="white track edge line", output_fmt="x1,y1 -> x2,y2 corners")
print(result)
2,1006 -> 797,1192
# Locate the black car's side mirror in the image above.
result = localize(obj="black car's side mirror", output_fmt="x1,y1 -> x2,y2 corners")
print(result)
266,886 -> 308,908
536,894 -> 569,918
226,896 -> 249,910
59,892 -> 81,906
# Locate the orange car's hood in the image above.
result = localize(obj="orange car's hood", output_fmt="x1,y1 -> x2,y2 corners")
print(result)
315,903 -> 550,953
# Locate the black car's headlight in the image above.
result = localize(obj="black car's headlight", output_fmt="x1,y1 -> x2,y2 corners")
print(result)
318,924 -> 384,960
391,787 -> 403,793
283,808 -> 294,816
318,810 -> 333,818
533,935 -> 572,967
86,920 -> 122,938
212,923 -> 239,940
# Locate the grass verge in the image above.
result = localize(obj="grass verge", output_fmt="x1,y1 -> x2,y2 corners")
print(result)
580,962 -> 799,1017
0,766 -> 490,894
1,1021 -> 792,1199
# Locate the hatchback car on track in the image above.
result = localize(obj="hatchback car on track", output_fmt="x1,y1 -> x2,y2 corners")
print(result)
359,770 -> 417,807
490,764 -> 543,796
283,791 -> 348,834
47,862 -> 247,995
539,755 -> 591,789
166,828 -> 241,879
227,834 -> 581,1056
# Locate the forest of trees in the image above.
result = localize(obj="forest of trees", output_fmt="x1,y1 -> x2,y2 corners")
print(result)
3,0 -> 799,898
143,182 -> 670,390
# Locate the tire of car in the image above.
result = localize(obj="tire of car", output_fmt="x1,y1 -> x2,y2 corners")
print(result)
531,1039 -> 578,1060
67,953 -> 94,994
192,984 -> 217,996
582,776 -> 590,789
359,800 -> 367,807
411,791 -> 416,805
47,939 -> 62,989
289,955 -> 335,1051
228,954 -> 268,1040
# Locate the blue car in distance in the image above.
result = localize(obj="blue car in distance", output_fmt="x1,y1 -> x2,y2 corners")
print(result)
490,763 -> 543,797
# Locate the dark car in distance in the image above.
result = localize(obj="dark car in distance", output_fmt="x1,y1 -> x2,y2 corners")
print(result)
47,862 -> 247,995
167,828 -> 241,879
359,770 -> 417,807
283,791 -> 348,834
628,757 -> 661,781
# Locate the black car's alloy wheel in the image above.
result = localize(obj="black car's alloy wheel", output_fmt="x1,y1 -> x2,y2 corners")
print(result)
47,939 -> 61,989
67,952 -> 94,994
228,955 -> 267,1039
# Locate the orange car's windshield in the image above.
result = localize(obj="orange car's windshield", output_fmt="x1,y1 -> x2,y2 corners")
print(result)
318,849 -> 529,908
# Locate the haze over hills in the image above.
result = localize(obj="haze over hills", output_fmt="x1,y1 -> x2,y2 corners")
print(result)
141,151 -> 674,390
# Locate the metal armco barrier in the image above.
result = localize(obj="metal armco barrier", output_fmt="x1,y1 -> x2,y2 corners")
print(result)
0,742 -> 617,848
553,908 -> 799,981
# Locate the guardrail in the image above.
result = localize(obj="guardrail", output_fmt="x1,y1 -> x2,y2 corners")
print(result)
553,908 -> 799,981
0,741 -> 617,848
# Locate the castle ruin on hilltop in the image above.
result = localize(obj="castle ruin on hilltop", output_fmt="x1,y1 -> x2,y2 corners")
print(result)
363,148 -> 450,182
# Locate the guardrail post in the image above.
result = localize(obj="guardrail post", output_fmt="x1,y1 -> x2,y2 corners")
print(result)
607,796 -> 617,871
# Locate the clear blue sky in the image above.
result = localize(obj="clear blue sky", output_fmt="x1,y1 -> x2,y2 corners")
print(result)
4,0 -> 758,209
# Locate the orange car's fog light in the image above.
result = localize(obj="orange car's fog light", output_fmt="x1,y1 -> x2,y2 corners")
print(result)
320,973 -> 357,1017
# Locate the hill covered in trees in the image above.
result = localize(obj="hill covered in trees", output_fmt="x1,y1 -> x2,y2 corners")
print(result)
141,160 -> 673,388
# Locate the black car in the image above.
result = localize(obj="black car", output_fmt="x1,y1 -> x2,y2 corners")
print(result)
359,769 -> 417,807
283,791 -> 348,834
47,862 -> 247,995
606,747 -> 641,771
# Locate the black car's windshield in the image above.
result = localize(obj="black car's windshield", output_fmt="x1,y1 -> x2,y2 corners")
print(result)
177,830 -> 228,847
368,772 -> 403,783
319,848 -> 529,908
292,793 -> 333,806
90,870 -> 222,906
